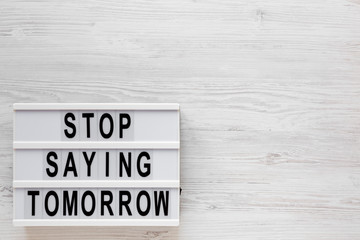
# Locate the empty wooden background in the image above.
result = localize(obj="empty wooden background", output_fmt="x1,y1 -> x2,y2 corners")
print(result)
1,0 -> 360,239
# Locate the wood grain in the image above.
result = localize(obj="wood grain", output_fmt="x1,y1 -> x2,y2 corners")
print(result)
1,0 -> 360,239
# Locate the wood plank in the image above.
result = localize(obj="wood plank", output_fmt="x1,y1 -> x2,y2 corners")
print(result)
1,0 -> 360,238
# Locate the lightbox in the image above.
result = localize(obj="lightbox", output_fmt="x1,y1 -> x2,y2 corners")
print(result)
13,103 -> 180,226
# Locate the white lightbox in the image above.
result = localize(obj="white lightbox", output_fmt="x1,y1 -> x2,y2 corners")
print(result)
13,103 -> 180,226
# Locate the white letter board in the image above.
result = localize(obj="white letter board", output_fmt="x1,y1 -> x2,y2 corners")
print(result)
13,103 -> 180,226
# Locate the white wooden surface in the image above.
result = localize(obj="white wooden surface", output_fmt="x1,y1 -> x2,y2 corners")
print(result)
1,0 -> 360,239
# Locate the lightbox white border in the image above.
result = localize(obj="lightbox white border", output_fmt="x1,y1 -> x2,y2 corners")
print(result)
14,180 -> 179,188
13,219 -> 179,227
13,103 -> 179,110
13,141 -> 179,149
13,103 -> 181,226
